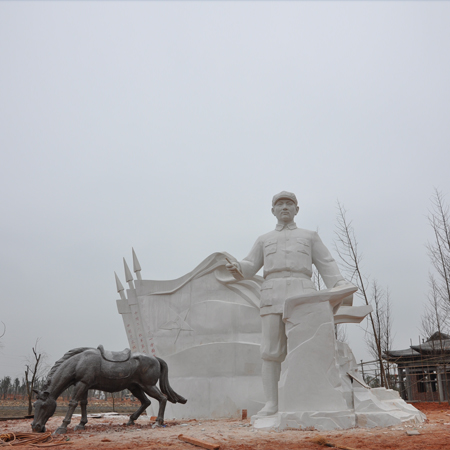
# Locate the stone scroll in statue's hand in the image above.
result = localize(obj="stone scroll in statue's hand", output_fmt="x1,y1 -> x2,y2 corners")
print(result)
282,283 -> 358,322
225,257 -> 244,281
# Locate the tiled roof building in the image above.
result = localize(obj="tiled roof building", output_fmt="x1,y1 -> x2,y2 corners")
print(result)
384,332 -> 450,402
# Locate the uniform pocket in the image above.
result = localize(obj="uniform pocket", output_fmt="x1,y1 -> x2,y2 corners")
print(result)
260,281 -> 274,307
296,238 -> 310,255
264,238 -> 277,256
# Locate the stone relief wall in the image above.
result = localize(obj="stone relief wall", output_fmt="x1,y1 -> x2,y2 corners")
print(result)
115,251 -> 265,419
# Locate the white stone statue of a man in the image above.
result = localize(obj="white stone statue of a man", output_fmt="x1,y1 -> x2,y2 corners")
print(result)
226,191 -> 348,416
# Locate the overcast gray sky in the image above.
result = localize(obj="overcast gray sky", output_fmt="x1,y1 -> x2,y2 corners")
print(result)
1,1 -> 450,380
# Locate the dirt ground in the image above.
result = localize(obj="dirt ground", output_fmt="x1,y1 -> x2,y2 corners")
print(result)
1,402 -> 450,449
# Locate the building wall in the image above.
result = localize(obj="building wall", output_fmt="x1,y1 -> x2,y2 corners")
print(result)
409,372 -> 440,402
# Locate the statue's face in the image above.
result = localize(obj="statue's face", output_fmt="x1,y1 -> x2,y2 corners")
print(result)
272,199 -> 299,223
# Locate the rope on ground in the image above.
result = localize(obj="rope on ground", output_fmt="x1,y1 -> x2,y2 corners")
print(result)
0,431 -> 72,447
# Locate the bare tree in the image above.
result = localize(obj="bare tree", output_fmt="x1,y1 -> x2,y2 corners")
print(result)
423,189 -> 450,403
24,339 -> 47,415
366,281 -> 383,358
19,377 -> 27,396
421,274 -> 449,339
13,377 -> 20,400
334,201 -> 387,387
365,281 -> 394,388
427,189 -> 450,310
383,289 -> 394,387
421,274 -> 450,402
335,323 -> 348,343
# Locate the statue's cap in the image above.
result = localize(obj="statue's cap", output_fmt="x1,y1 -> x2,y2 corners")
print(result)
272,191 -> 298,206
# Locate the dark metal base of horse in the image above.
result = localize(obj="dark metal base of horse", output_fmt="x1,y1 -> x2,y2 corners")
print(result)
31,346 -> 187,434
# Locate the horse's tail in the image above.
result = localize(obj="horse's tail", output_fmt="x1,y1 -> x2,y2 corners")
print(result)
156,357 -> 187,404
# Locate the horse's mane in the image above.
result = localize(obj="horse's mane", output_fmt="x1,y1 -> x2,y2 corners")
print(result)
44,347 -> 93,390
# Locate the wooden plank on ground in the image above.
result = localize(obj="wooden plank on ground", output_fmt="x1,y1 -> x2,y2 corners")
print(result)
178,434 -> 220,450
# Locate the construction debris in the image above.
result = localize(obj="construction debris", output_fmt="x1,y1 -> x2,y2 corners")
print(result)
310,435 -> 357,450
406,430 -> 420,436
178,434 -> 220,450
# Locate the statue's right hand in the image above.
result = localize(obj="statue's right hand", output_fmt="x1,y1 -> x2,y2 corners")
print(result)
224,258 -> 244,280
225,262 -> 240,274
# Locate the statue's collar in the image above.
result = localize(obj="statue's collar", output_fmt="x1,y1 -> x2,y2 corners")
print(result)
275,222 -> 297,231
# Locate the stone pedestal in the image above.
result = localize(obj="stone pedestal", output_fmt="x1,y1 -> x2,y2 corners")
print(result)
252,284 -> 425,431
252,286 -> 357,430
280,292 -> 352,411
277,286 -> 357,429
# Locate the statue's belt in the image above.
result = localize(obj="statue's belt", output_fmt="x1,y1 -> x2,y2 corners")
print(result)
265,271 -> 309,280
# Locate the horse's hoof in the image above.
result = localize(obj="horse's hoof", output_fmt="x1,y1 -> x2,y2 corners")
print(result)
152,422 -> 163,429
74,424 -> 85,431
126,420 -> 135,426
53,427 -> 67,435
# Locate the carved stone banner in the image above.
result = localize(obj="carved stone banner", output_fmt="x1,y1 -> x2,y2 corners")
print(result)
116,252 -> 265,419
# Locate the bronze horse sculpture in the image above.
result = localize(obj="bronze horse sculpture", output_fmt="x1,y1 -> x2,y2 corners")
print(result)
31,346 -> 187,434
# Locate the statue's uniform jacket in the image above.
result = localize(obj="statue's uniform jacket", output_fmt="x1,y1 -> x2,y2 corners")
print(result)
238,222 -> 345,361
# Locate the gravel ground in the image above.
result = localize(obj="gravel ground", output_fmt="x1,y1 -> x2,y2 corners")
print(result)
1,402 -> 449,449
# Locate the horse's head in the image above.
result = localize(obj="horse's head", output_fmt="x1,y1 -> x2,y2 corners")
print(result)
31,389 -> 56,432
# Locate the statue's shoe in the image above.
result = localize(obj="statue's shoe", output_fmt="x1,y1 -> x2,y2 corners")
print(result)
257,402 -> 278,416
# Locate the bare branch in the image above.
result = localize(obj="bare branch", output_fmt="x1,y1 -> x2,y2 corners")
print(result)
427,189 -> 450,306
24,339 -> 47,415
335,324 -> 348,343
334,201 -> 387,387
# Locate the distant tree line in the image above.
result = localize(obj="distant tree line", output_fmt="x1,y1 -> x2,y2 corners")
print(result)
0,375 -> 135,402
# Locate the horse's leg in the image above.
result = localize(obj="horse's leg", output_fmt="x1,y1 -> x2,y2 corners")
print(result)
74,391 -> 88,431
54,382 -> 88,435
126,386 -> 150,425
142,385 -> 167,428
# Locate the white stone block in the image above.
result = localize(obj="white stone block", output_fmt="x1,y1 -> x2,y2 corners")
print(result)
353,387 -> 425,427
